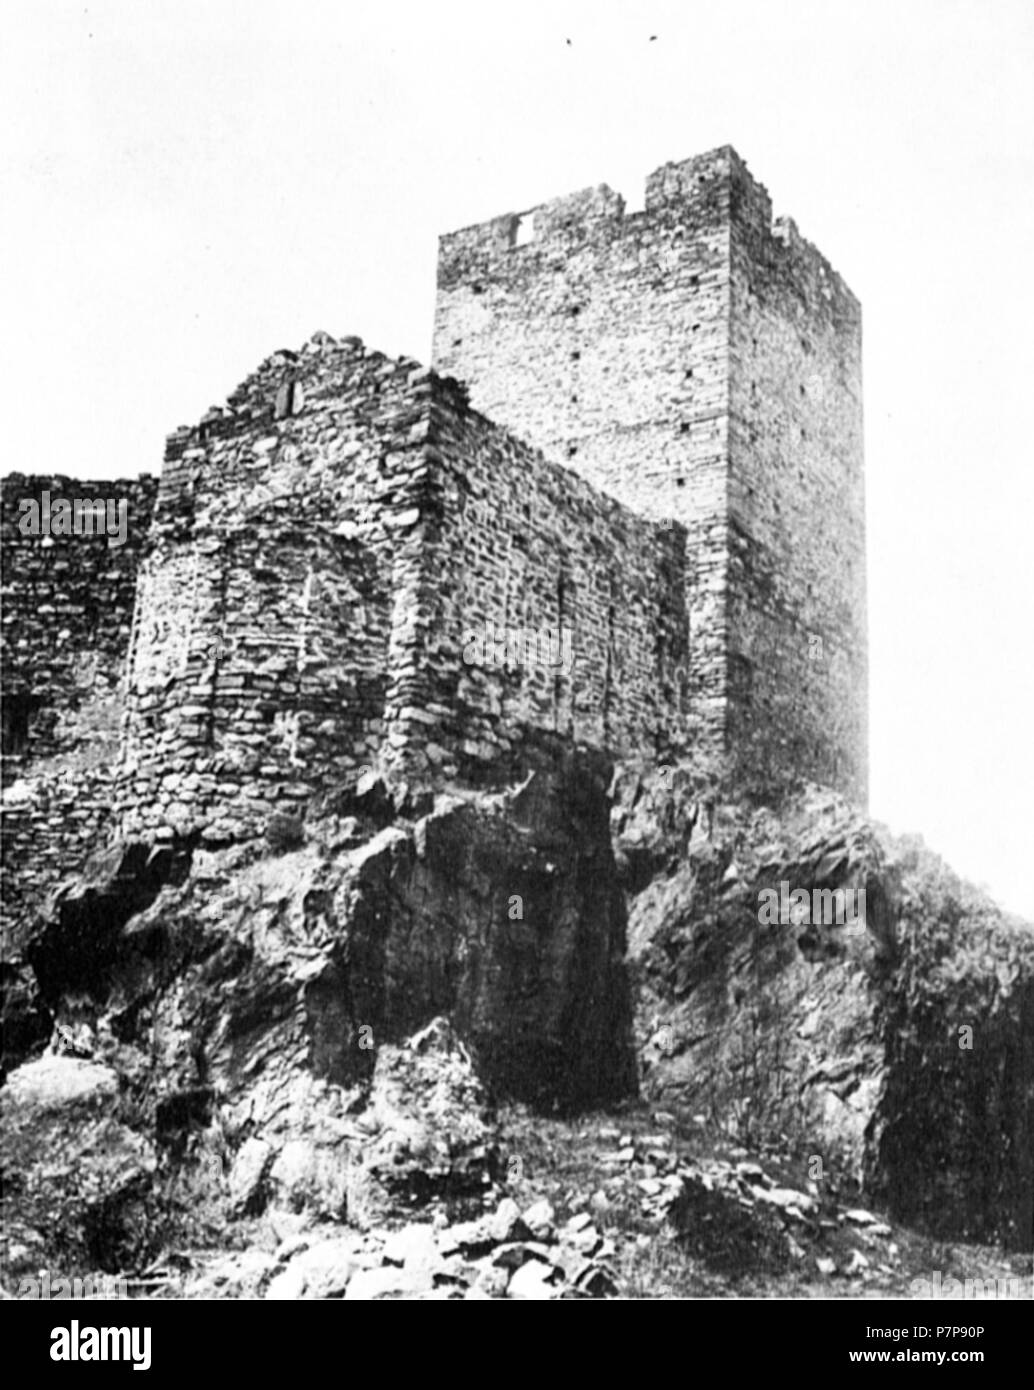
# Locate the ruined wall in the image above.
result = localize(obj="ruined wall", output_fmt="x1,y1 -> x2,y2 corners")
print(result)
434,145 -> 867,802
116,335 -> 687,840
393,382 -> 689,782
1,473 -> 157,945
116,334 -> 430,842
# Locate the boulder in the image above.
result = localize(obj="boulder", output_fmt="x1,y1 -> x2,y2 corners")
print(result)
265,1236 -> 361,1299
0,1057 -> 155,1269
346,1018 -> 497,1229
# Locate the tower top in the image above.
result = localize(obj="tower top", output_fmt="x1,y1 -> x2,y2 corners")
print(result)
437,145 -> 858,315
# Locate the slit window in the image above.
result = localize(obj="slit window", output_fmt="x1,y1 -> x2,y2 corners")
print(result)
275,378 -> 304,419
512,213 -> 535,248
2,694 -> 39,755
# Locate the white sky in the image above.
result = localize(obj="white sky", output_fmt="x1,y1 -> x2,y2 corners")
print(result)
3,0 -> 1032,917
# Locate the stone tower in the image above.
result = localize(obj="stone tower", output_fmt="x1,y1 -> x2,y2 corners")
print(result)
433,145 -> 867,804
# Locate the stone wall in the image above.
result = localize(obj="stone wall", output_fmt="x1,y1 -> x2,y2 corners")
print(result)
116,335 -> 428,842
114,334 -> 688,840
727,207 -> 866,802
1,473 -> 157,949
433,144 -> 867,802
394,381 -> 689,781
434,152 -> 731,761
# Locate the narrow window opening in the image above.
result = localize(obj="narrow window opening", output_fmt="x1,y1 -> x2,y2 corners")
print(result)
512,213 -> 535,248
2,694 -> 39,755
274,378 -> 305,419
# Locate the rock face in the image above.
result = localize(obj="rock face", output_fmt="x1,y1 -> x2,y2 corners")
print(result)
615,772 -> 1034,1250
8,751 -> 634,1260
340,754 -> 635,1110
2,749 -> 1031,1286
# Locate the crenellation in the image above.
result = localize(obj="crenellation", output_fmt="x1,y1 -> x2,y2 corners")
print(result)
530,183 -> 626,239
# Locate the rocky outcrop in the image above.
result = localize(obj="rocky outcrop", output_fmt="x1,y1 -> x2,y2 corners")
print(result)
3,749 -> 1031,1290
5,751 -> 634,1270
615,771 -> 1034,1250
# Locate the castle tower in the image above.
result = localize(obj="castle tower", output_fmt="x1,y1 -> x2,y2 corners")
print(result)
433,146 -> 867,804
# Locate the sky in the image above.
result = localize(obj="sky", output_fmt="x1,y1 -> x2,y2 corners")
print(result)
3,0 -> 1032,916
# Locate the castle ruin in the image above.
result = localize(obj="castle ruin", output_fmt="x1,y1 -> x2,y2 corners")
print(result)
2,144 -> 867,934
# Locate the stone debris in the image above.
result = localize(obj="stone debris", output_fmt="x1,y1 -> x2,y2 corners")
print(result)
753,1187 -> 817,1218
265,1236 -> 360,1300
257,1197 -> 620,1300
520,1198 -> 556,1240
200,1133 -> 905,1300
507,1260 -> 560,1301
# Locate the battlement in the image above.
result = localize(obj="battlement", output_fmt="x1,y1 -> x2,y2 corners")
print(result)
438,145 -> 857,318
